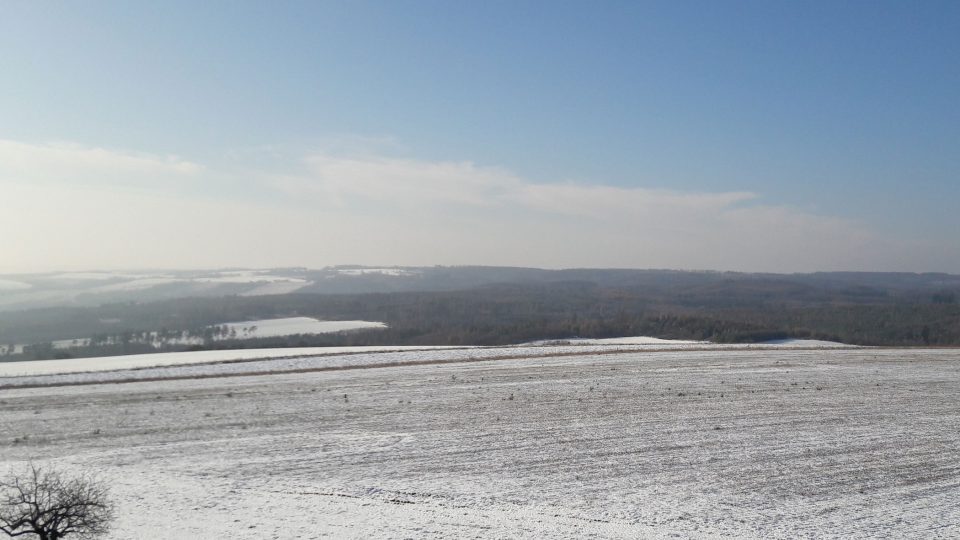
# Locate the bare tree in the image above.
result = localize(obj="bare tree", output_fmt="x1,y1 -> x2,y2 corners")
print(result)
0,463 -> 113,540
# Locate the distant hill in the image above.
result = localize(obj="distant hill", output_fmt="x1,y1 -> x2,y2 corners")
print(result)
4,266 -> 960,312
1,266 -> 959,359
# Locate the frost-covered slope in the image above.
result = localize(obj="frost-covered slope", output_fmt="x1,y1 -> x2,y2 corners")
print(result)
1,347 -> 958,538
0,340 -> 857,386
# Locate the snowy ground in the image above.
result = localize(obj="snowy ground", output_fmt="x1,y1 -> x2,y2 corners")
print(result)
0,345 -> 468,379
525,336 -> 705,346
221,317 -> 387,339
335,267 -> 419,276
0,339 -> 853,384
2,346 -> 959,538
2,316 -> 388,358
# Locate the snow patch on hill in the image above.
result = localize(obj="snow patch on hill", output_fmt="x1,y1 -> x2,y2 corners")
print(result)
336,268 -> 418,277
239,281 -> 311,296
222,317 -> 386,339
529,336 -> 705,346
760,338 -> 851,347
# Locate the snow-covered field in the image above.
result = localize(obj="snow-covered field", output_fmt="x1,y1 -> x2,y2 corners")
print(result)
526,336 -> 705,346
528,336 -> 852,347
2,345 -> 958,538
238,281 -> 311,296
0,339 -> 853,384
759,338 -> 852,347
193,271 -> 307,284
2,317 -> 389,358
221,317 -> 386,339
0,345 -> 466,379
88,277 -> 182,292
335,267 -> 419,276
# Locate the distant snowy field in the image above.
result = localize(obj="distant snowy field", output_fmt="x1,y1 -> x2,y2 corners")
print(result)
221,316 -> 387,339
1,346 -> 958,538
0,346 -> 463,379
335,267 -> 418,276
0,338 -> 854,384
2,316 -> 389,358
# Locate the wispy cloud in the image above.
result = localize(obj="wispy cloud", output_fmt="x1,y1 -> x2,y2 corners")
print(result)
273,154 -> 520,208
0,138 -> 952,273
0,140 -> 202,187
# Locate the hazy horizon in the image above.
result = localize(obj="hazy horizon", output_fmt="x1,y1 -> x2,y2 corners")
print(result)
3,2 -> 958,274
3,263 -> 960,279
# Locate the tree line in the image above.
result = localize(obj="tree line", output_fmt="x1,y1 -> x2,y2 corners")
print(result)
2,278 -> 959,360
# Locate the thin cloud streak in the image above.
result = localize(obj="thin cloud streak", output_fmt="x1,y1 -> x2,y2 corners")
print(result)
0,140 -> 202,186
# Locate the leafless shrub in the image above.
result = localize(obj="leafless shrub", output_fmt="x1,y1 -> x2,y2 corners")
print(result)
0,463 -> 114,540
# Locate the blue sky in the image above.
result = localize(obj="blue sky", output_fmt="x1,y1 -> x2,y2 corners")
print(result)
1,1 -> 958,272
